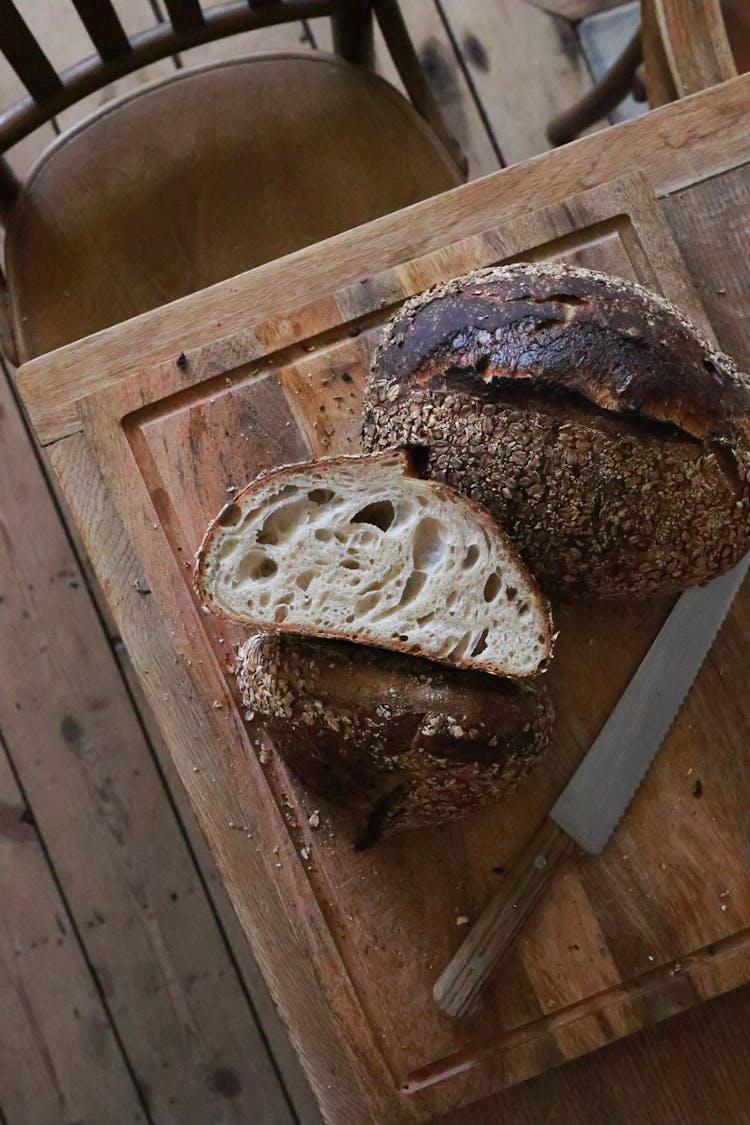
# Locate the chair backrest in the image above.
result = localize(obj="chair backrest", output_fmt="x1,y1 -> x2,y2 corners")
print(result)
647,0 -> 738,103
0,0 -> 462,209
0,1 -> 366,156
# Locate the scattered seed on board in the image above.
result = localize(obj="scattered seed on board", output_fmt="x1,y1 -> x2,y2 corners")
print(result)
456,915 -> 469,926
309,810 -> 321,828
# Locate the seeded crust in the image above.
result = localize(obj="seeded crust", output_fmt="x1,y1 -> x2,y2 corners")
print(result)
237,631 -> 553,848
363,263 -> 750,598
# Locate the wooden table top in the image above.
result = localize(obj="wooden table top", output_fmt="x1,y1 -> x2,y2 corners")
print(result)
18,74 -> 750,1124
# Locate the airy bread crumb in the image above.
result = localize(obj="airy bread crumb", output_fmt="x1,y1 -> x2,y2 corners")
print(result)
195,449 -> 551,677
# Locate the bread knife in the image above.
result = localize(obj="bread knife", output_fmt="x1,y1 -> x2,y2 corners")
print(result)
433,551 -> 750,1019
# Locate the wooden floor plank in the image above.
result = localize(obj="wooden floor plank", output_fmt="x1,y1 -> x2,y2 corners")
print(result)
2,356 -> 121,642
178,15 -> 314,68
0,368 -> 295,1124
438,0 -> 598,164
313,3 -> 501,179
409,0 -> 502,177
114,638 -> 323,1125
0,737 -> 146,1125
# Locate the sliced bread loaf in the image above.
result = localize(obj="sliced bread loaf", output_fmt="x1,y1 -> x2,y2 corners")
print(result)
195,449 -> 552,677
237,632 -> 553,848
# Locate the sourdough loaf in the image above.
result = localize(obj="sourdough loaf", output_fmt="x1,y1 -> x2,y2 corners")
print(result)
362,263 -> 750,598
195,449 -> 552,676
237,631 -> 553,848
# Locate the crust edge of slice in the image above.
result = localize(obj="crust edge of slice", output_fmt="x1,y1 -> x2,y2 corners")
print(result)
194,448 -> 553,677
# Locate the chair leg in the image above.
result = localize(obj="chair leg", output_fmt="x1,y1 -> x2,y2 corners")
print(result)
331,0 -> 375,67
373,0 -> 467,177
546,29 -> 643,147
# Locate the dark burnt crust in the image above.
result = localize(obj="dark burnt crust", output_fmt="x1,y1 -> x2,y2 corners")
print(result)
237,632 -> 553,847
373,263 -> 750,448
365,264 -> 750,598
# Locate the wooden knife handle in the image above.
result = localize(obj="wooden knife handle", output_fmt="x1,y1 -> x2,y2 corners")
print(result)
433,818 -> 574,1019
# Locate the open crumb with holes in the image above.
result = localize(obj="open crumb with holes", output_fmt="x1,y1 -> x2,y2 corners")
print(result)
195,449 -> 552,677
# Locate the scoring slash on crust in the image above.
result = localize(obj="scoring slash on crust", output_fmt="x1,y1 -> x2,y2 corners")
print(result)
363,263 -> 750,599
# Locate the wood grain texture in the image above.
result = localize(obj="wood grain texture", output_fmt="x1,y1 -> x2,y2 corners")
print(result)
661,162 -> 750,370
0,739 -> 145,1125
49,429 -> 402,1125
442,984 -> 750,1123
0,365 -> 296,1124
27,169 -> 750,1122
113,639 -> 323,1125
434,820 -> 575,1018
313,0 -> 501,177
641,0 -> 678,106
398,0 -> 501,177
19,74 -> 750,446
654,0 -> 737,97
438,0 -> 597,163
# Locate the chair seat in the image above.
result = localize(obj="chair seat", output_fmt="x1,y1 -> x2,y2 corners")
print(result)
5,52 -> 463,361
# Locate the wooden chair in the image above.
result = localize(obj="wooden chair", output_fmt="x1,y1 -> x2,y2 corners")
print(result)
547,0 -> 748,146
0,0 -> 465,365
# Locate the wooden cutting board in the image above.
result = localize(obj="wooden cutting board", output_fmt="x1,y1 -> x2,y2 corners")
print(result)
37,173 -> 750,1122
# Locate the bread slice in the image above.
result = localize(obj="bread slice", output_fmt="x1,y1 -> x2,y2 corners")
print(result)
237,632 -> 554,848
195,450 -> 552,677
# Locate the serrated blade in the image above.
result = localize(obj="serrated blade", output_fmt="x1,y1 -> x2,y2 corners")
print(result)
550,552 -> 750,854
